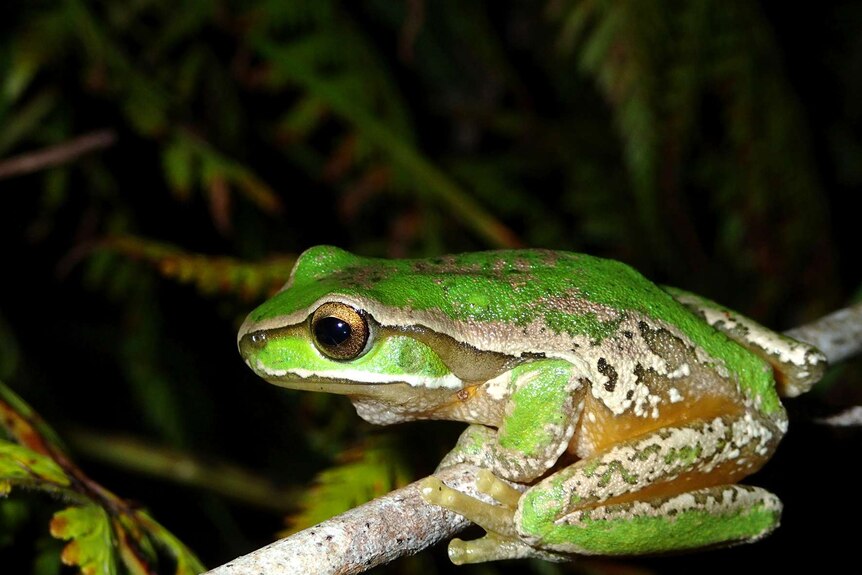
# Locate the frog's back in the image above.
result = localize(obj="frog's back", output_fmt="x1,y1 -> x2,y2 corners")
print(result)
279,247 -> 725,356
281,246 -> 673,335
250,246 -> 785,420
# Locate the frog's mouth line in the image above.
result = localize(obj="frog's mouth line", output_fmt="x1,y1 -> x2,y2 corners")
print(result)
249,359 -> 464,390
263,373 -> 470,422
262,374 -> 404,396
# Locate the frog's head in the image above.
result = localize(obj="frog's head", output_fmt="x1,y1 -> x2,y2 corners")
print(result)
237,246 -> 513,423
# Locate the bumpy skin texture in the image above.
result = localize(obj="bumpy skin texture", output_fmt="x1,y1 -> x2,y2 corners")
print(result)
238,246 -> 826,562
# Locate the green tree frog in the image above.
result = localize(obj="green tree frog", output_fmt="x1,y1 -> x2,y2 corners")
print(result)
237,246 -> 826,563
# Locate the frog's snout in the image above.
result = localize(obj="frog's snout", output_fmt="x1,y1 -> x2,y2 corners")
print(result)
238,330 -> 268,360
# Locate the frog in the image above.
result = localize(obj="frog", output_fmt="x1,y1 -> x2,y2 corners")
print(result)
237,245 -> 827,564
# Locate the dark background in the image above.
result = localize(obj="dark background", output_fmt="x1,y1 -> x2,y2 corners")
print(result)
1,2 -> 860,574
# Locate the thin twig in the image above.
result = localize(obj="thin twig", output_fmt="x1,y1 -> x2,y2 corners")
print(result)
204,464 -> 500,575
0,129 -> 116,180
816,406 -> 862,427
783,300 -> 862,364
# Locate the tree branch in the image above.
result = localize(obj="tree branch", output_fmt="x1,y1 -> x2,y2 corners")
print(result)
0,129 -> 116,180
816,406 -> 862,427
783,301 -> 862,364
203,464 -> 507,575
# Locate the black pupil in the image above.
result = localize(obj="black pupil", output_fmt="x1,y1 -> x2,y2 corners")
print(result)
315,316 -> 352,346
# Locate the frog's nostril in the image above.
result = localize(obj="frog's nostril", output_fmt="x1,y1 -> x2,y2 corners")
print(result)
239,330 -> 268,358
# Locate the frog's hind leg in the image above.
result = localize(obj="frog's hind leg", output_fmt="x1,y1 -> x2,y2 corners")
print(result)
424,411 -> 785,562
516,412 -> 784,556
520,483 -> 781,556
665,286 -> 827,397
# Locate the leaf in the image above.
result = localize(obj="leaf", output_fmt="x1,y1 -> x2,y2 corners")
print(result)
0,89 -> 59,156
179,130 -> 283,217
135,511 -> 206,575
0,381 -> 205,574
558,1 -> 665,250
161,138 -> 196,200
51,505 -> 117,575
0,441 -> 70,491
276,95 -> 327,142
0,383 -> 69,457
3,44 -> 39,102
99,234 -> 296,301
255,37 -> 522,249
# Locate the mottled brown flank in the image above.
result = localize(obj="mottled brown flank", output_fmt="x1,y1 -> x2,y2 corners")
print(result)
493,255 -> 535,274
597,357 -> 618,392
330,266 -> 395,289
506,274 -> 532,289
532,249 -> 563,267
408,251 -> 562,281
330,251 -> 570,294
533,289 -> 620,322
637,321 -> 651,336
417,254 -> 486,275
410,260 -> 435,273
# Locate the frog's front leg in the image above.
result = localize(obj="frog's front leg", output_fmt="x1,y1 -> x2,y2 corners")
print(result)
435,359 -> 585,482
421,359 -> 585,562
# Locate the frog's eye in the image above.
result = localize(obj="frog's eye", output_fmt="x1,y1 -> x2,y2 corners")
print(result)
310,302 -> 371,360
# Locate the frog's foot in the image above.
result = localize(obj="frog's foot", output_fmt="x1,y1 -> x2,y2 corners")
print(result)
419,470 -> 567,564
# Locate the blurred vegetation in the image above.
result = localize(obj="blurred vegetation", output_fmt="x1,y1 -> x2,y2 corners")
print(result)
0,1 -> 860,574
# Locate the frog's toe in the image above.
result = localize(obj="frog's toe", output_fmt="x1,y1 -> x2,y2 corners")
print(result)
448,533 -> 567,564
475,469 -> 522,507
421,472 -> 566,564
420,475 -> 517,537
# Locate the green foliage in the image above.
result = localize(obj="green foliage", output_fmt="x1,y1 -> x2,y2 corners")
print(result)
97,235 -> 297,301
161,130 -> 284,226
50,505 -> 117,575
0,442 -> 71,492
552,0 -> 829,286
0,1 -> 860,573
284,436 -> 412,535
0,383 -> 205,575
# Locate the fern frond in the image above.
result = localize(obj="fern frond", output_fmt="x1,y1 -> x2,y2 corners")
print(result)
0,381 -> 205,575
99,235 -> 296,301
554,0 -> 667,253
